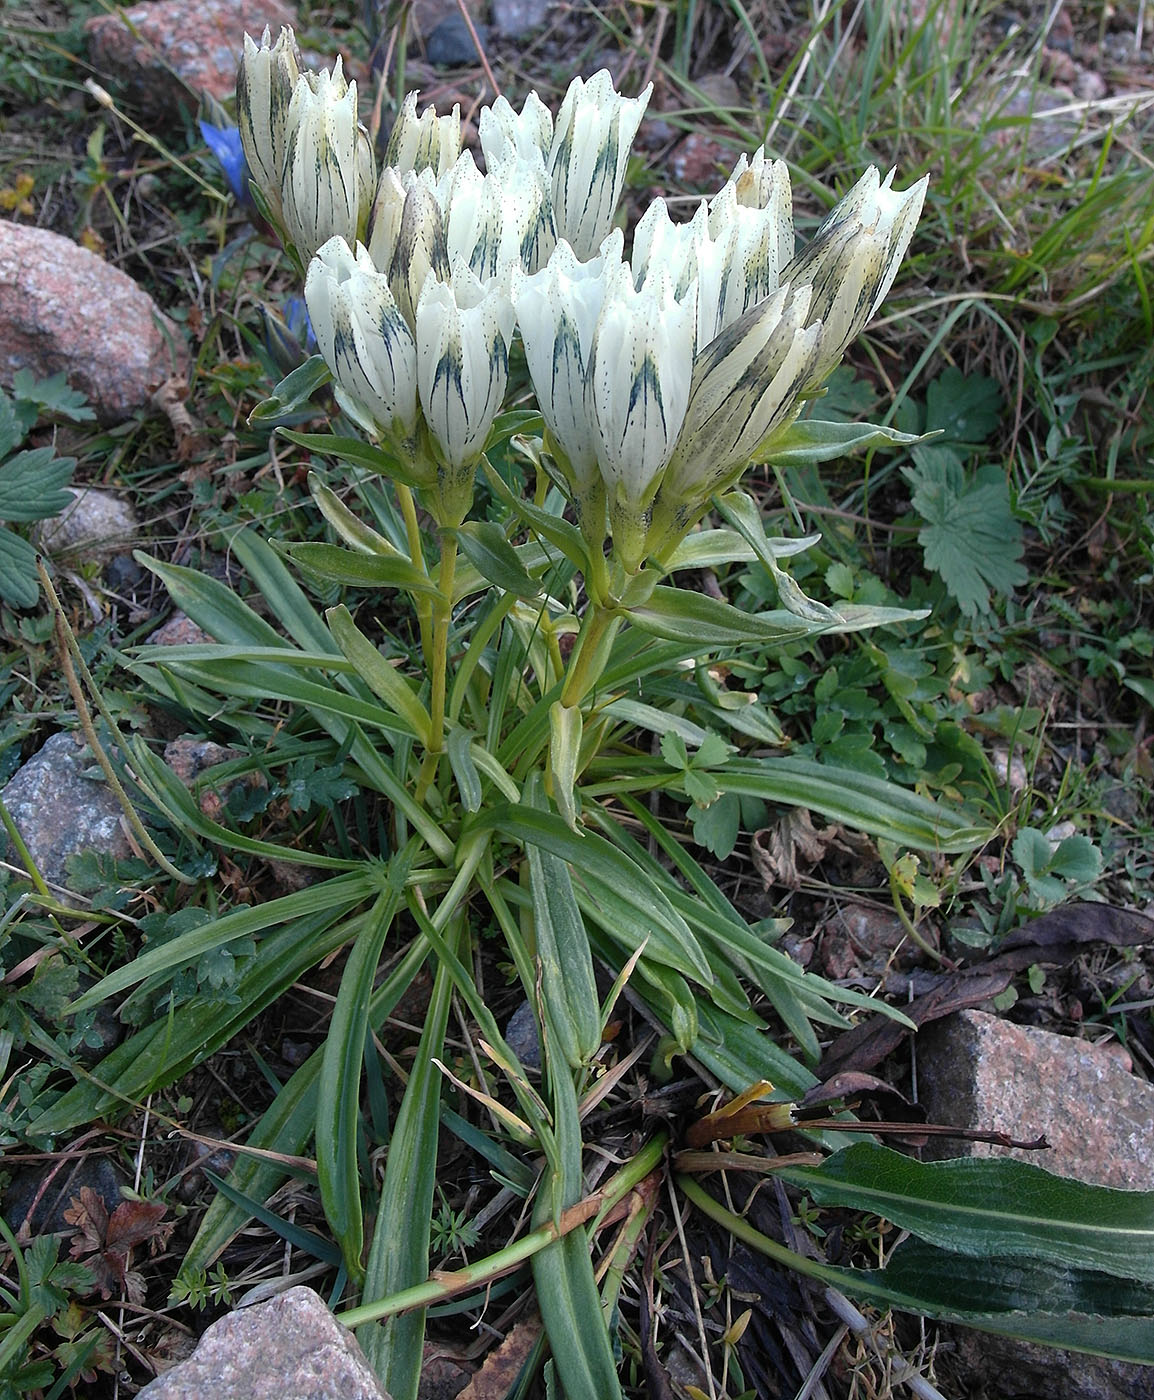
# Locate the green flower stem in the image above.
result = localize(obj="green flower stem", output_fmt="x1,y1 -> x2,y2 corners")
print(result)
559,602 -> 618,710
676,1172 -> 838,1287
395,482 -> 433,662
416,533 -> 458,803
339,1131 -> 668,1329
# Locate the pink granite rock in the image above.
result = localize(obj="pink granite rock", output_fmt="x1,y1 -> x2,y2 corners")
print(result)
916,1008 -> 1154,1188
136,1286 -> 390,1399
0,221 -> 187,426
86,0 -> 296,114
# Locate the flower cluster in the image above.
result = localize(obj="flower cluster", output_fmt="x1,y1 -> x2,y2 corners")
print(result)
237,26 -> 926,553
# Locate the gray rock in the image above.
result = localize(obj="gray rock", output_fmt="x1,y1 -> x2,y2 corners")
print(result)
1,731 -> 132,890
147,611 -> 214,647
490,0 -> 550,38
0,222 -> 187,426
504,998 -> 541,1070
425,13 -> 487,66
920,1009 -> 1154,1400
949,1329 -> 1154,1400
3,1154 -> 127,1236
36,487 -> 138,563
85,0 -> 297,117
137,1286 -> 391,1398
916,1008 -> 1154,1188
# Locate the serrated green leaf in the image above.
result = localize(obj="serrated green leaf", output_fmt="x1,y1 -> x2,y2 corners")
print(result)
0,388 -> 24,458
924,366 -> 1003,444
1050,834 -> 1102,884
0,526 -> 39,607
11,368 -> 94,421
660,731 -> 689,768
0,448 -> 76,522
905,458 -> 1027,616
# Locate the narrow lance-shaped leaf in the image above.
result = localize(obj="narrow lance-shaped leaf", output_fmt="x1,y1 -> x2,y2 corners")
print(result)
776,1144 -> 1154,1284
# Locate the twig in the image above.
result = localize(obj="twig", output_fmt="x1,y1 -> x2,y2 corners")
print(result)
822,1288 -> 948,1400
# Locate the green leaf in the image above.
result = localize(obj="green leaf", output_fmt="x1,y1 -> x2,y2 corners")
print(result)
67,870 -> 382,1013
326,604 -> 432,744
0,386 -> 25,457
0,526 -> 40,608
847,1236 -> 1154,1362
525,780 -> 602,1067
278,429 -> 426,491
284,541 -> 440,597
905,457 -> 1027,616
682,1176 -> 1154,1363
309,474 -> 408,556
629,587 -> 829,647
0,448 -> 76,522
481,458 -> 591,576
718,756 -> 988,853
456,520 -> 543,598
318,848 -> 413,1282
10,368 -> 94,422
472,804 -> 713,984
1050,834 -> 1102,884
548,701 -> 582,830
35,901 -> 379,1139
360,931 -> 459,1398
247,356 -> 332,426
765,417 -> 928,467
532,1052 -> 623,1399
924,366 -> 1003,444
777,1144 -> 1154,1283
714,490 -> 840,623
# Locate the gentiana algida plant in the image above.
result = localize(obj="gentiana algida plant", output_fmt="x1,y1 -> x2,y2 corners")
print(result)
42,28 -> 1154,1398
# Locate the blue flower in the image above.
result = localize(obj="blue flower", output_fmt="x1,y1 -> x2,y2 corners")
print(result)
198,119 -> 253,207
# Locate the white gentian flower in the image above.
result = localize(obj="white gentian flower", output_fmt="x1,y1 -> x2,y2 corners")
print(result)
365,166 -> 407,273
478,90 -> 553,168
513,233 -> 622,495
280,59 -> 376,263
706,154 -> 792,324
384,171 -> 449,328
589,256 -> 695,566
548,70 -> 651,259
236,26 -> 300,221
385,91 -> 461,178
661,284 -> 822,504
785,166 -> 928,386
416,260 -> 516,479
305,236 -> 419,441
631,199 -> 703,299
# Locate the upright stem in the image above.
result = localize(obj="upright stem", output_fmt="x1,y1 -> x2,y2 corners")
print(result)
416,533 -> 458,802
395,482 -> 433,662
559,601 -> 615,710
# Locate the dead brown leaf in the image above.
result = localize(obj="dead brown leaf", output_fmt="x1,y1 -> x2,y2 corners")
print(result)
752,809 -> 841,891
457,1317 -> 541,1400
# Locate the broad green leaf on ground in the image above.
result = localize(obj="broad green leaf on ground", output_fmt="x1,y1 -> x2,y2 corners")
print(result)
776,1144 -> 1154,1282
682,1176 -> 1154,1363
0,448 -> 76,521
833,1238 -> 1154,1363
924,366 -> 1003,445
903,457 -> 1026,616
0,526 -> 40,608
